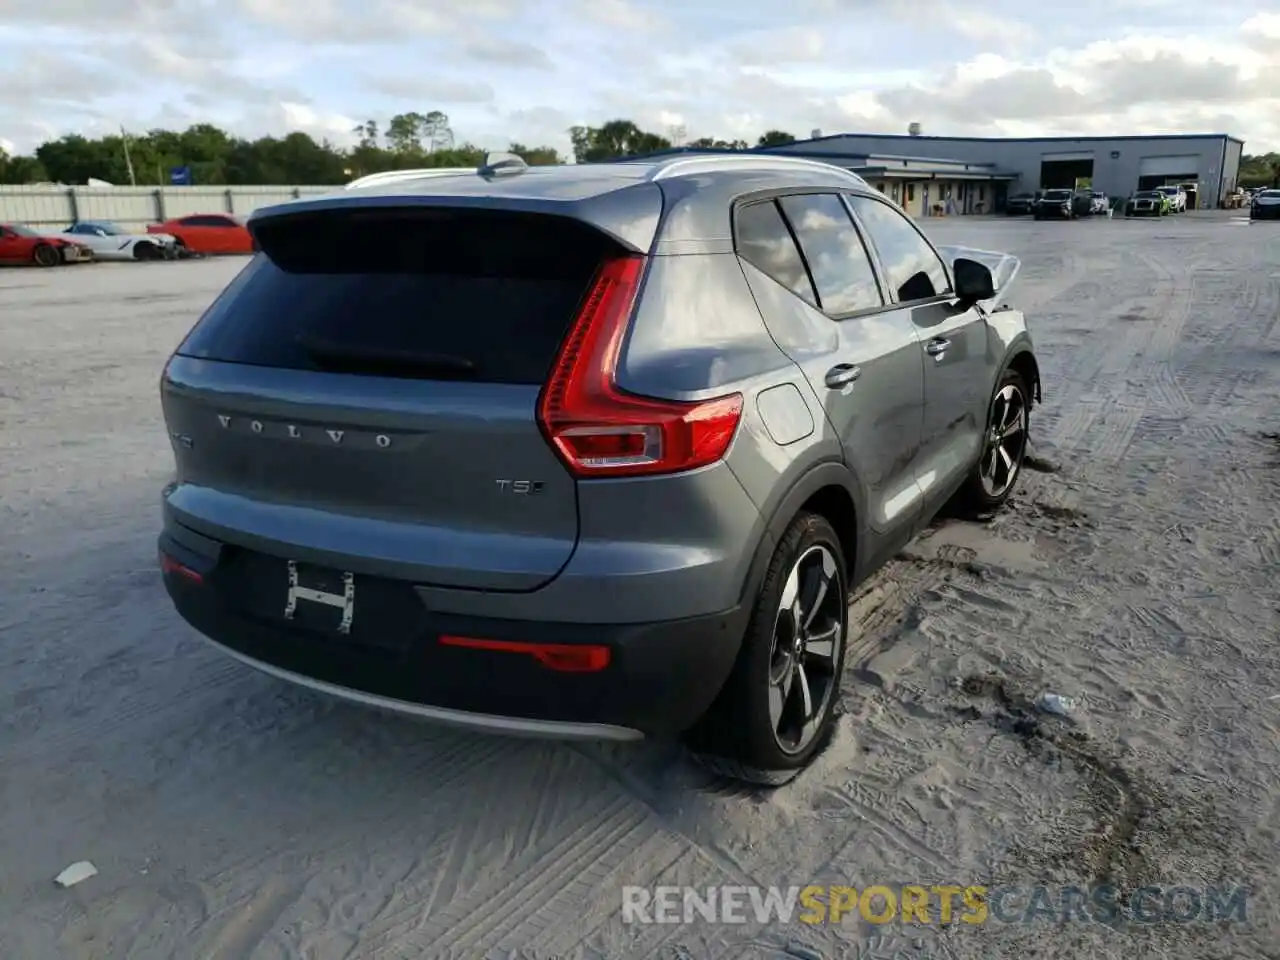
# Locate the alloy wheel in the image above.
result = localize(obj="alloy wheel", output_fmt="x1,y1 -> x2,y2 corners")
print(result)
980,383 -> 1028,498
767,544 -> 845,755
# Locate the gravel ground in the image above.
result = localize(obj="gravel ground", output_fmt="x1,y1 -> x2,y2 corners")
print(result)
1,212 -> 1277,960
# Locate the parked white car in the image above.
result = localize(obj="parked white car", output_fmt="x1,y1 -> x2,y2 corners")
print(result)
57,220 -> 178,260
1153,185 -> 1187,213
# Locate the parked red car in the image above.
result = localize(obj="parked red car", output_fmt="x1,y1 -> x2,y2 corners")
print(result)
148,213 -> 254,256
0,223 -> 93,266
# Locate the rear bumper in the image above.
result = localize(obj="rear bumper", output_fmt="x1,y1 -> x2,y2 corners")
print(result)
159,528 -> 747,739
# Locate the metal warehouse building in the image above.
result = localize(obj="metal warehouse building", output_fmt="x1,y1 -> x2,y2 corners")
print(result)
762,132 -> 1245,212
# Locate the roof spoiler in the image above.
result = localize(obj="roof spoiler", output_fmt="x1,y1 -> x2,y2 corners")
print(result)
343,153 -> 530,191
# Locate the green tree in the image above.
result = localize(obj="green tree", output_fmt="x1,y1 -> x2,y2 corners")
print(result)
386,112 -> 428,153
509,142 -> 562,165
756,130 -> 797,147
0,147 -> 49,184
687,137 -> 750,150
1239,152 -> 1280,188
423,111 -> 453,152
0,115 -> 807,184
569,120 -> 672,162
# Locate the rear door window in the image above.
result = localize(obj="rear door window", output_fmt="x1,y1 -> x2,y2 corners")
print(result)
177,208 -> 615,385
777,193 -> 883,315
734,199 -> 818,307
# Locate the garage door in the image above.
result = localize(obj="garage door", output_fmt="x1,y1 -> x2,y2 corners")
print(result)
1138,155 -> 1199,178
1040,154 -> 1093,189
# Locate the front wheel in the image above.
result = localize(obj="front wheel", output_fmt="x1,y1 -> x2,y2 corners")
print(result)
685,512 -> 849,785
32,244 -> 60,267
957,368 -> 1031,513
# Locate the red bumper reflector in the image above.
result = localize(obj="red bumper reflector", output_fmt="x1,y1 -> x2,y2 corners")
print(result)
159,551 -> 204,584
439,635 -> 611,673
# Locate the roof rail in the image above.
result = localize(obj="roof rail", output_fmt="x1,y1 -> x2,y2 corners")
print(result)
343,167 -> 475,191
647,153 -> 869,186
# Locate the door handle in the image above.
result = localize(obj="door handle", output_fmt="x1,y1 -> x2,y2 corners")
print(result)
925,337 -> 951,356
824,363 -> 862,388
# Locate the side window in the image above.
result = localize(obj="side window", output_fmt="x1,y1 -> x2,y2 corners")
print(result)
734,199 -> 817,307
846,195 -> 951,303
777,193 -> 883,315
181,215 -> 226,227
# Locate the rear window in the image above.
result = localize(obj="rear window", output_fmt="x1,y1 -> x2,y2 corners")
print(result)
177,208 -> 614,384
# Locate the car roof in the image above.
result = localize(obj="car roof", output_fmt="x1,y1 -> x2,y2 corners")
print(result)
329,154 -> 868,202
250,152 -> 874,254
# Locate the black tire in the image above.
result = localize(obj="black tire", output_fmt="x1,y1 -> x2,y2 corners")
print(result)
133,242 -> 160,261
957,367 -> 1031,513
685,512 -> 849,786
32,243 -> 60,267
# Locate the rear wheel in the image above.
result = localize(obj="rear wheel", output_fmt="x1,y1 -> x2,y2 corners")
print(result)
134,242 -> 161,261
686,512 -> 848,785
32,244 -> 60,267
958,368 -> 1031,513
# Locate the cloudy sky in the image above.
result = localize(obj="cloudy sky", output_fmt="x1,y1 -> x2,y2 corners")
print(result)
0,0 -> 1277,158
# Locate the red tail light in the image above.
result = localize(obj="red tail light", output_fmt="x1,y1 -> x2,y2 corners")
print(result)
537,254 -> 743,478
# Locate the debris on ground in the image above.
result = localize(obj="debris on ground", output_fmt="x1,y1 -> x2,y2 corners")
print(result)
1035,692 -> 1078,716
54,861 -> 98,888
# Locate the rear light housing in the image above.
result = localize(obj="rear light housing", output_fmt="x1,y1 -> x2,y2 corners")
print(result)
537,254 -> 743,478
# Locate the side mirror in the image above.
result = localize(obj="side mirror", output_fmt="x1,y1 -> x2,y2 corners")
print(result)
953,257 -> 995,302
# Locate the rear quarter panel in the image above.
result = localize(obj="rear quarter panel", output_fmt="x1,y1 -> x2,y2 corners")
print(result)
616,249 -> 856,588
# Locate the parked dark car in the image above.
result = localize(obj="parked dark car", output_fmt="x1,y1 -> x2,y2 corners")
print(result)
1250,188 -> 1280,220
1005,193 -> 1036,215
1125,191 -> 1168,217
1033,189 -> 1090,220
156,152 -> 1041,785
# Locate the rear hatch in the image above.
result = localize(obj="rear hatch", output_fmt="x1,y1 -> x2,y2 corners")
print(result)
161,205 -> 627,591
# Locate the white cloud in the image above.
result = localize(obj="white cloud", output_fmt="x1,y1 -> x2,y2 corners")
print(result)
0,0 -> 1275,159
278,103 -> 362,144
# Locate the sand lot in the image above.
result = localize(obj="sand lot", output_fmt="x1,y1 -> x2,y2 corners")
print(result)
1,213 -> 1278,960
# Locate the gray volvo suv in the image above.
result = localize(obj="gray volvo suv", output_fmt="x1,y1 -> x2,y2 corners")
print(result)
158,153 -> 1041,784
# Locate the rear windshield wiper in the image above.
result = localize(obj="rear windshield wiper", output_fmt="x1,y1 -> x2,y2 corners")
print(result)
297,335 -> 477,378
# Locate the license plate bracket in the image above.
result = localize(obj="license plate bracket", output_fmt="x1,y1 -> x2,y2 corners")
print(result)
284,560 -> 355,634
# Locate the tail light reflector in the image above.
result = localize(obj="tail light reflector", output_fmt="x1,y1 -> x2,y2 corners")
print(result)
159,550 -> 204,583
439,635 -> 611,673
537,254 -> 742,478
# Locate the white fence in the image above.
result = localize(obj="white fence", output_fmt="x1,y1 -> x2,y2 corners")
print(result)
0,185 -> 337,231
